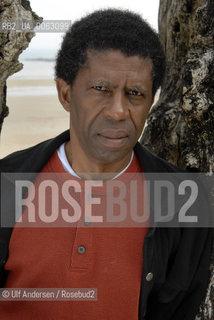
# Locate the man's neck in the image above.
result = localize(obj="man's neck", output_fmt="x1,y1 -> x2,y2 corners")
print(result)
64,141 -> 133,180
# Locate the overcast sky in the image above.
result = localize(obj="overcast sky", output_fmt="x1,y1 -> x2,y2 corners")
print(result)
24,0 -> 160,56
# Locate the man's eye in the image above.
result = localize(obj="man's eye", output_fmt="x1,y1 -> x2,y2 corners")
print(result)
128,90 -> 142,96
93,86 -> 107,91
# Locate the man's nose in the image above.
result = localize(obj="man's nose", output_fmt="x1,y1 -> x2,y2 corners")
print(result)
104,92 -> 129,121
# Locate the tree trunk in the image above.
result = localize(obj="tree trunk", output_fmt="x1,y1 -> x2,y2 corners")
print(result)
0,0 -> 41,133
141,0 -> 214,318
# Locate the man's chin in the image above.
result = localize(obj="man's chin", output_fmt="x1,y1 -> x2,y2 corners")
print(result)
89,146 -> 132,166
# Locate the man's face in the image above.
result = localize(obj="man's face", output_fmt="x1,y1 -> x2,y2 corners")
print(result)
65,50 -> 154,167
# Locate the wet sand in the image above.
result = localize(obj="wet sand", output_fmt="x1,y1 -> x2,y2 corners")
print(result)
0,79 -> 69,158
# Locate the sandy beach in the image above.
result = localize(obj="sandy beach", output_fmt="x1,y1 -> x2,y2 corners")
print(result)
0,79 -> 69,158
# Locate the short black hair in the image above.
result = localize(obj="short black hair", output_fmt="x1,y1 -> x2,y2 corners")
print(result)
55,8 -> 165,96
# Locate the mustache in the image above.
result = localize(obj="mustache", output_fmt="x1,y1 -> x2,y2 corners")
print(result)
94,119 -> 133,131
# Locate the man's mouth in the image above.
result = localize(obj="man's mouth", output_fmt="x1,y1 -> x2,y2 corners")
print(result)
98,129 -> 128,139
97,130 -> 128,147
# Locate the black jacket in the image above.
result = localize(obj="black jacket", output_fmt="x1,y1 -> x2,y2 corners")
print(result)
0,130 -> 212,319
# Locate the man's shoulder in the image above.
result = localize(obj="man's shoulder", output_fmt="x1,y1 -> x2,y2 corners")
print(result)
0,130 -> 70,173
134,142 -> 185,173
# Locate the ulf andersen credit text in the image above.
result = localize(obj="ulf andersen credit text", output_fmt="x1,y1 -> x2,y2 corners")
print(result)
0,288 -> 97,301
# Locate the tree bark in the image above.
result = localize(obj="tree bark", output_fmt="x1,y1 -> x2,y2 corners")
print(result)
0,0 -> 41,133
141,0 -> 214,318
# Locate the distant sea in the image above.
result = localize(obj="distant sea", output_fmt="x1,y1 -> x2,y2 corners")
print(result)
7,59 -> 57,96
9,59 -> 55,80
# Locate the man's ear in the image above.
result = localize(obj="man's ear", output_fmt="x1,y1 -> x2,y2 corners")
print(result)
56,78 -> 71,112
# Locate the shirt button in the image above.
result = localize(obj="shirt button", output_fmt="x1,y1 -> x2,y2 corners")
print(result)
146,272 -> 153,282
84,219 -> 90,226
78,246 -> 86,254
87,194 -> 93,201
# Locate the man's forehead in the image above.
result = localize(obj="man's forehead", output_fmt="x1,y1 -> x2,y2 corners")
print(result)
82,49 -> 153,80
85,48 -> 152,69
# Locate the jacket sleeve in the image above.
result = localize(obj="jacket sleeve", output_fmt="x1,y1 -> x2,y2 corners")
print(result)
145,227 -> 213,320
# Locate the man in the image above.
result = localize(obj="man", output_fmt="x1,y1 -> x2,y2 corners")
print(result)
0,9 -> 212,320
